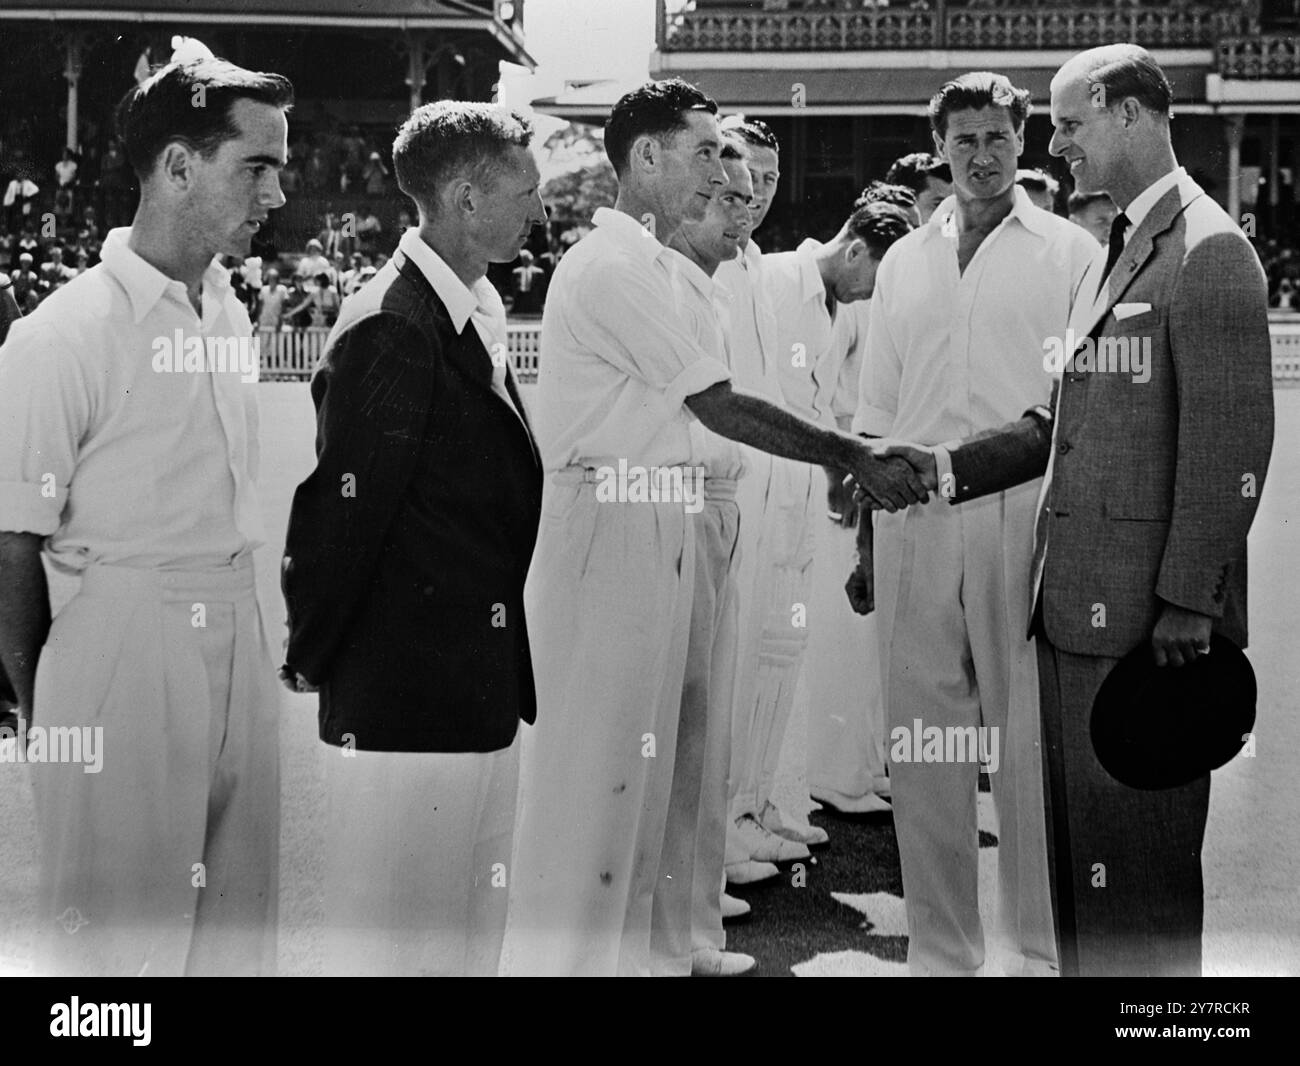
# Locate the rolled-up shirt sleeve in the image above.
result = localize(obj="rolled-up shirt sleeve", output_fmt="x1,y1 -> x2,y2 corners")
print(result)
567,253 -> 731,411
0,321 -> 87,534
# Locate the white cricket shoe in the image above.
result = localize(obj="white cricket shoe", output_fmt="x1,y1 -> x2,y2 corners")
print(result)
759,800 -> 830,848
731,813 -> 810,863
720,892 -> 751,921
691,948 -> 757,977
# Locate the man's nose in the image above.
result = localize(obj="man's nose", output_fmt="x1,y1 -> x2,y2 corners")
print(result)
1048,129 -> 1066,157
265,173 -> 287,209
710,155 -> 727,186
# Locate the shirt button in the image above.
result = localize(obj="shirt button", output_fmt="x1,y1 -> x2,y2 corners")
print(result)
1057,441 -> 1071,455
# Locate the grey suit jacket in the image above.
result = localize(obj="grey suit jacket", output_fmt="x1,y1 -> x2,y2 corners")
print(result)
944,176 -> 1274,657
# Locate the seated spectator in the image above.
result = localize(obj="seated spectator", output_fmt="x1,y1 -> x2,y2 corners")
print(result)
339,252 -> 366,296
296,238 -> 332,282
1067,189 -> 1118,246
1016,167 -> 1061,212
10,253 -> 40,311
257,267 -> 290,330
16,227 -> 39,258
38,245 -> 77,291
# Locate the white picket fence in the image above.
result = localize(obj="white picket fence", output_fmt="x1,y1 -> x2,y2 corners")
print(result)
258,319 -> 1300,385
257,321 -> 544,383
1271,319 -> 1300,384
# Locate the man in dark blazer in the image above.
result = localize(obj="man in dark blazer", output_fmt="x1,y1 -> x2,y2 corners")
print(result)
281,100 -> 545,976
879,44 -> 1274,976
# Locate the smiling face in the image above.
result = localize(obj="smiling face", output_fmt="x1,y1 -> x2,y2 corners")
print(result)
471,144 -> 547,264
933,105 -> 1023,205
184,98 -> 288,257
742,144 -> 780,232
653,110 -> 728,226
681,156 -> 754,266
1049,73 -> 1125,198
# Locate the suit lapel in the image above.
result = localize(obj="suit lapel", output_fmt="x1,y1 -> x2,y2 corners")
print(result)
395,249 -> 541,467
1073,183 -> 1201,346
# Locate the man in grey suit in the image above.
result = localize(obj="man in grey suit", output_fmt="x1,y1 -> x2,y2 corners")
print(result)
879,44 -> 1275,975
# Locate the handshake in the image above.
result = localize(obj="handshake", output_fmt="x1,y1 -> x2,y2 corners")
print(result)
844,437 -> 940,514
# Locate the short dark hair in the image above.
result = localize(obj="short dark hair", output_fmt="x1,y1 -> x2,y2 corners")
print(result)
883,152 -> 951,194
604,78 -> 717,178
116,58 -> 294,179
718,114 -> 780,154
854,180 -> 917,212
1068,190 -> 1114,213
1016,167 -> 1059,196
928,71 -> 1032,140
392,101 -> 533,214
845,201 -> 914,259
1079,44 -> 1173,120
720,139 -> 746,163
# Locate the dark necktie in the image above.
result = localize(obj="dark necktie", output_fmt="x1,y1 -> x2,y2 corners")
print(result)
1096,211 -> 1130,296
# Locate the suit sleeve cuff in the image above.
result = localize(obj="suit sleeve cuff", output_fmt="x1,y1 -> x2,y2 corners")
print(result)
934,445 -> 956,504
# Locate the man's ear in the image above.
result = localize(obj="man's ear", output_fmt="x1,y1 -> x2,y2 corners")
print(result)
158,141 -> 198,191
630,133 -> 659,176
1119,97 -> 1142,129
446,178 -> 475,218
931,128 -> 947,161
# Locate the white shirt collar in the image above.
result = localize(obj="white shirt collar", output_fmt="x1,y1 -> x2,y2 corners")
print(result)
398,227 -> 502,335
665,247 -> 718,302
592,205 -> 668,266
1120,166 -> 1188,237
923,185 -> 1053,243
99,227 -> 230,325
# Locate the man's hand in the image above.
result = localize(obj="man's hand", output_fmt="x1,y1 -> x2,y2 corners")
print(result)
1151,603 -> 1213,668
846,438 -> 929,513
875,440 -> 939,493
844,551 -> 874,615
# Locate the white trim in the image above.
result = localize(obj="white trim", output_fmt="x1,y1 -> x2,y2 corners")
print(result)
652,48 -> 1212,72
1207,74 -> 1300,106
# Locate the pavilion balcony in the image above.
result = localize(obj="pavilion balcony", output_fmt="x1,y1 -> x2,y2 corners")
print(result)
658,2 -> 1249,53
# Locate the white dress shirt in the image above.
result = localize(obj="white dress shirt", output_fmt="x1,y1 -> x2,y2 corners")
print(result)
854,186 -> 1098,444
667,248 -> 745,479
761,238 -> 838,427
396,227 -> 524,426
0,227 -> 263,572
533,206 -> 730,472
1113,166 -> 1187,249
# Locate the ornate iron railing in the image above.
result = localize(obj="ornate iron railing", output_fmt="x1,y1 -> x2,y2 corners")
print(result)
1218,34 -> 1300,78
661,4 -> 1245,51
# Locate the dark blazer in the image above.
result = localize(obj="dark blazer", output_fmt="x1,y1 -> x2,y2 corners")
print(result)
282,247 -> 543,753
944,177 -> 1274,657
